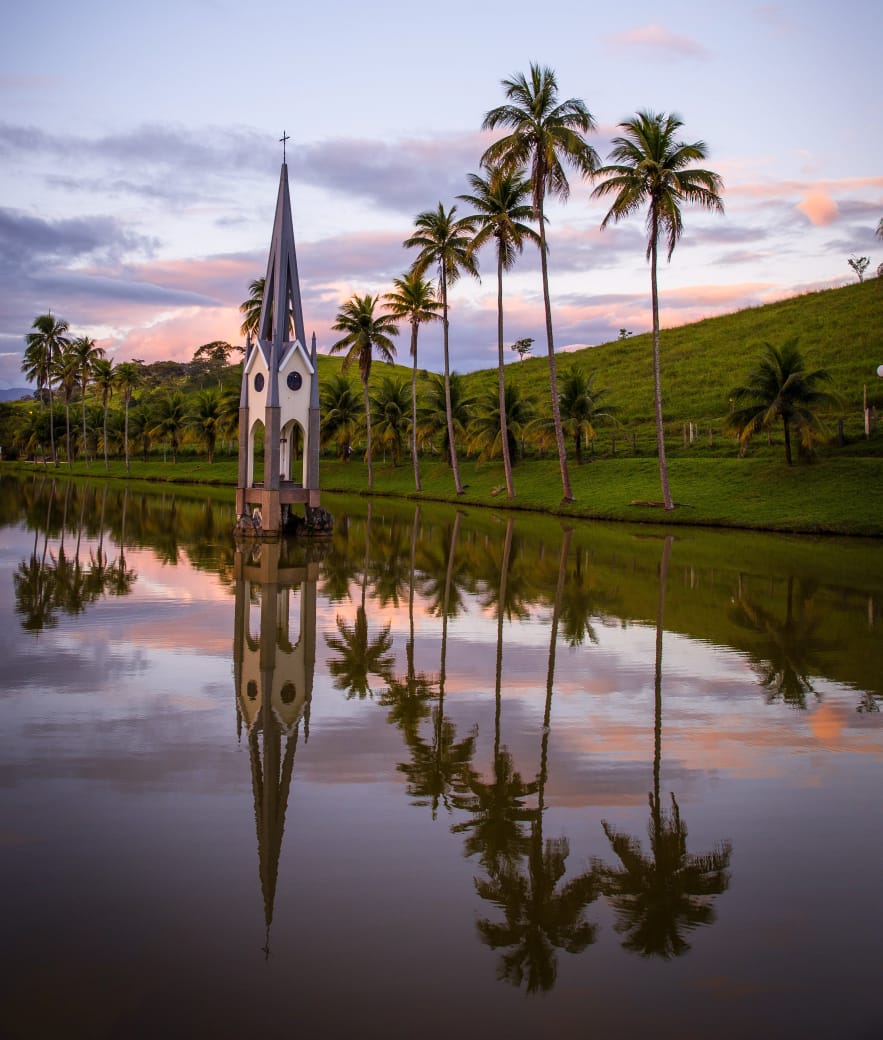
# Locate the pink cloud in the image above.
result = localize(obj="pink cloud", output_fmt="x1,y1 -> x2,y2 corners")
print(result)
108,306 -> 242,364
796,190 -> 840,226
606,23 -> 708,58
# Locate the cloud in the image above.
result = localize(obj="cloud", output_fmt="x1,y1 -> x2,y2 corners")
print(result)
796,191 -> 839,226
0,207 -> 157,267
290,132 -> 488,214
605,23 -> 708,58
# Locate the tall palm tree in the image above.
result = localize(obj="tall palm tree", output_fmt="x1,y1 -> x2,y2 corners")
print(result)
482,64 -> 599,503
53,344 -> 79,467
91,357 -> 115,471
725,338 -> 840,465
404,203 -> 478,495
114,362 -> 141,473
329,294 -> 398,490
70,335 -> 105,466
459,166 -> 540,498
239,277 -> 265,339
23,312 -> 70,466
383,272 -> 441,491
593,111 -> 724,509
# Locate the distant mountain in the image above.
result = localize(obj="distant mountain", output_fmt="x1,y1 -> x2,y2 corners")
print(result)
0,387 -> 33,402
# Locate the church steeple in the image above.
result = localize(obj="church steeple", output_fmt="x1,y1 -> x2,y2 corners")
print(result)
257,162 -> 306,357
235,145 -> 327,535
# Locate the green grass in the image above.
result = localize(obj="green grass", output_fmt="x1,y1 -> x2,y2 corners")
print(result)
7,451 -> 882,536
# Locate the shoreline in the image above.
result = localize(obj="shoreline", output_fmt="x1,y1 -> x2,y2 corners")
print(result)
5,454 -> 883,539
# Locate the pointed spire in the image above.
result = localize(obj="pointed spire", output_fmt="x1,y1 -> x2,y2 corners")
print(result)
257,162 -> 306,353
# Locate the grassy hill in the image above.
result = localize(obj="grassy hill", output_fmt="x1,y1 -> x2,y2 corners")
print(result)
453,278 -> 883,450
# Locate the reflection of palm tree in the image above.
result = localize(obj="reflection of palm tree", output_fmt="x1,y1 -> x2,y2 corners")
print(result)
594,536 -> 732,959
325,502 -> 395,699
378,507 -> 437,740
326,608 -> 394,700
730,575 -> 831,709
399,510 -> 477,819
474,527 -> 598,992
457,521 -> 537,871
476,833 -> 597,993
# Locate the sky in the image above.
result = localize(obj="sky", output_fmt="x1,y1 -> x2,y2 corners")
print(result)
1,0 -> 881,388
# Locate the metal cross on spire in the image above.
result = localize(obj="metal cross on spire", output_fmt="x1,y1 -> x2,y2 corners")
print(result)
280,131 -> 290,163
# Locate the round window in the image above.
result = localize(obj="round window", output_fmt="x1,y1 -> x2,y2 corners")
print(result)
254,372 -> 265,392
287,371 -> 303,391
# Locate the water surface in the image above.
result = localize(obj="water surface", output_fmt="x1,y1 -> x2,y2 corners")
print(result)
1,474 -> 881,1039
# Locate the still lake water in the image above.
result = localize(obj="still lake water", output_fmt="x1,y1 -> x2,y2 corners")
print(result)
1,472 -> 881,1039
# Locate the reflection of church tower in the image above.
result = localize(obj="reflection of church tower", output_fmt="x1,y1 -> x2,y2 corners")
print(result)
233,539 -> 319,954
236,153 -> 321,534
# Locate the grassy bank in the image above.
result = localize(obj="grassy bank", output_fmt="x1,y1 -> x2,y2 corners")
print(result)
6,452 -> 883,537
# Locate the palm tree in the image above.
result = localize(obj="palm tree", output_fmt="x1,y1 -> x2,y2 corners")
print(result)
114,362 -> 141,472
70,335 -> 105,467
725,338 -> 840,465
482,64 -> 599,503
417,371 -> 472,466
467,382 -> 535,464
149,391 -> 188,463
239,277 -> 265,339
459,166 -> 540,498
53,343 -> 79,466
320,370 -> 364,460
188,387 -> 222,463
593,111 -> 724,509
91,357 -> 115,471
370,374 -> 410,467
329,294 -> 398,490
383,271 -> 441,491
558,366 -> 616,463
404,203 -> 478,495
23,312 -> 70,466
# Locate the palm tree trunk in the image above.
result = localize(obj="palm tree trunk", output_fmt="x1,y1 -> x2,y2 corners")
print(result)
537,199 -> 573,502
363,378 -> 374,490
102,393 -> 109,471
497,251 -> 515,498
124,398 -> 131,474
650,227 -> 673,510
47,361 -> 57,467
81,390 -> 89,467
441,275 -> 464,495
783,417 -> 793,465
65,403 -> 72,468
410,321 -> 421,492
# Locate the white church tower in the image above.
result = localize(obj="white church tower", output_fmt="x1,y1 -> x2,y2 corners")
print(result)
236,146 -> 322,535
